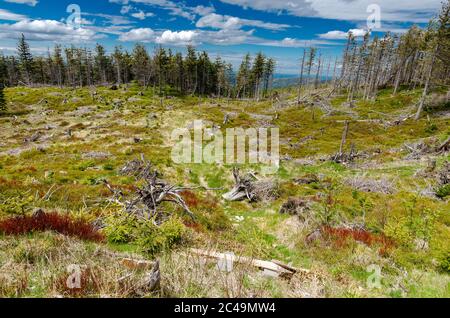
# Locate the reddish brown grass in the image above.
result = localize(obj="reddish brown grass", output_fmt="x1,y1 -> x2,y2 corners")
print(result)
183,221 -> 204,233
180,190 -> 200,208
0,212 -> 104,242
321,225 -> 395,255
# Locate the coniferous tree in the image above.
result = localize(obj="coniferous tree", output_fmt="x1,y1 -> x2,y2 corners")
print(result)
0,84 -> 5,112
263,58 -> 275,97
251,52 -> 266,100
0,55 -> 6,111
236,53 -> 251,98
17,34 -> 33,85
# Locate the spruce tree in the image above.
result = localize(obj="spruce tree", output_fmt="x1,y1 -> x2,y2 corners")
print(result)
0,55 -> 6,111
0,84 -> 5,112
17,34 -> 33,85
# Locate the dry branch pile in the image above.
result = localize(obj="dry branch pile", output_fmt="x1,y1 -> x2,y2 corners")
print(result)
295,93 -> 333,114
345,176 -> 395,194
404,137 -> 450,160
105,155 -> 194,223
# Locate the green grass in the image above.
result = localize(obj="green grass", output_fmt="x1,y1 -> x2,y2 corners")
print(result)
0,85 -> 449,298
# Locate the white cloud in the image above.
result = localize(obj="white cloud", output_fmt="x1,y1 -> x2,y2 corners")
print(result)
319,28 -> 368,40
4,0 -> 38,6
0,19 -> 103,42
83,12 -> 133,25
131,10 -> 155,20
109,0 -> 213,21
218,0 -> 443,23
0,8 -> 27,21
196,13 -> 290,31
118,28 -> 198,45
118,27 -> 155,42
156,30 -> 198,45
192,5 -> 215,16
117,26 -> 337,48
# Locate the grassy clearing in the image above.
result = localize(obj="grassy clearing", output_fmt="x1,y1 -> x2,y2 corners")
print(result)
0,84 -> 449,298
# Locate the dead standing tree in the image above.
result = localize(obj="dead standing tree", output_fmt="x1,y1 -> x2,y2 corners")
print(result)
331,121 -> 358,163
104,155 -> 195,223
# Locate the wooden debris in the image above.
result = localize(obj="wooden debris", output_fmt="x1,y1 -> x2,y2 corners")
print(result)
223,168 -> 278,202
121,258 -> 156,271
437,137 -> 450,152
141,259 -> 160,292
293,174 -> 319,185
105,155 -> 196,221
24,131 -> 42,143
190,248 -> 309,279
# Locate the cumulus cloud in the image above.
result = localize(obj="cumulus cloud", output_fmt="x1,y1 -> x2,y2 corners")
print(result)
318,28 -> 368,40
196,13 -> 290,31
4,0 -> 38,6
118,27 -> 155,42
117,26 -> 337,48
156,30 -> 198,45
0,8 -> 27,21
118,28 -> 198,45
0,19 -> 103,42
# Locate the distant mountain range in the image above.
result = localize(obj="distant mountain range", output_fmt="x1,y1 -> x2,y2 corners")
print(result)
272,74 -> 334,89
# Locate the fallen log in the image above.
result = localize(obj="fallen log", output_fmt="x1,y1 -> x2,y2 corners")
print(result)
189,248 -> 309,279
121,258 -> 157,271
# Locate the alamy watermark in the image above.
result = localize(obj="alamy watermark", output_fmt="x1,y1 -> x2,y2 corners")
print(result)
171,120 -> 280,174
66,4 -> 82,29
66,264 -> 81,289
367,4 -> 382,30
366,264 -> 382,289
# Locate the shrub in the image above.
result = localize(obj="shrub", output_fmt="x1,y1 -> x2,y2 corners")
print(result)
424,122 -> 438,134
0,194 -> 34,218
103,210 -> 137,244
0,212 -> 104,242
435,184 -> 450,199
439,253 -> 450,273
103,210 -> 187,256
135,217 -> 186,255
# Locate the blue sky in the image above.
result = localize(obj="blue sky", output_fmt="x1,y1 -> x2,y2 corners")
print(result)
0,0 -> 444,74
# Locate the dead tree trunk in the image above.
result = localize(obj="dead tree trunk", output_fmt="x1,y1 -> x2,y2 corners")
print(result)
339,120 -> 350,155
415,48 -> 437,121
297,50 -> 306,104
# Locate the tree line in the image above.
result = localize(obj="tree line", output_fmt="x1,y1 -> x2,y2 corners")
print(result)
0,35 -> 276,105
